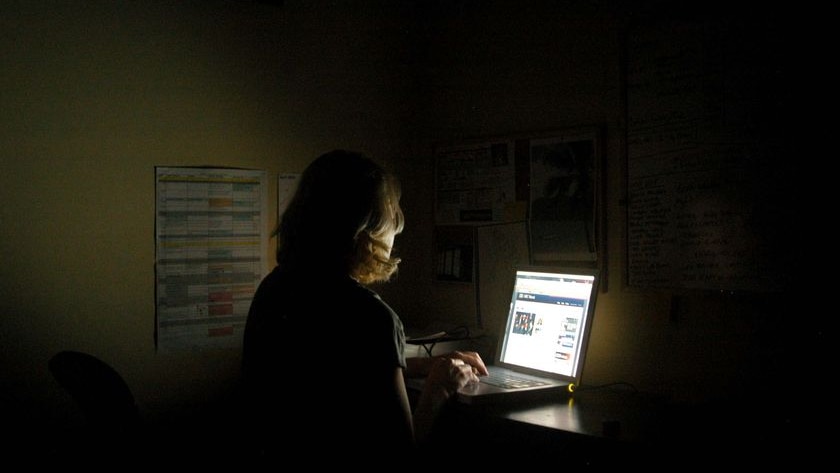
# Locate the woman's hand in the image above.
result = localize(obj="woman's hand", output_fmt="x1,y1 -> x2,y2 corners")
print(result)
411,351 -> 487,446
425,356 -> 481,396
443,350 -> 489,377
405,350 -> 489,379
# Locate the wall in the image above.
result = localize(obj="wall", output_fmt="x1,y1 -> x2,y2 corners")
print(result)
1,0 -> 809,454
383,2 -> 808,406
0,0 -> 416,444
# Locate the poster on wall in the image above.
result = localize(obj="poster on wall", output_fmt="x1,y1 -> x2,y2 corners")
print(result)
154,166 -> 268,352
277,173 -> 300,218
434,140 -> 520,225
625,18 -> 790,292
528,129 -> 601,264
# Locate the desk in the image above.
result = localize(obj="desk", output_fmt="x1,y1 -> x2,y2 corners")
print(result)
422,386 -> 665,466
416,384 -> 817,468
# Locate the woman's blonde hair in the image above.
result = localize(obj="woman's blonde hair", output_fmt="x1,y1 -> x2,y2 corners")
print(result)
274,150 -> 404,284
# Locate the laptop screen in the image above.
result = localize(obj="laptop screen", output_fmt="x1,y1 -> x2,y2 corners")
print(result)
497,267 -> 598,381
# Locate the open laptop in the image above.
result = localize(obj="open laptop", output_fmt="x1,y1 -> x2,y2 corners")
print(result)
456,265 -> 599,405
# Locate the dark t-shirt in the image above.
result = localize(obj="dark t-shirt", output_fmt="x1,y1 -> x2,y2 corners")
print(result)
241,267 -> 409,457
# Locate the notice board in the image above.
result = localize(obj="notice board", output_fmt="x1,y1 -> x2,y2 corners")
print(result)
434,127 -> 605,268
625,14 -> 794,293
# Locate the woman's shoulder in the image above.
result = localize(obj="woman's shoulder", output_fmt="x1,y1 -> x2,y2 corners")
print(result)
255,269 -> 399,320
343,279 -> 396,314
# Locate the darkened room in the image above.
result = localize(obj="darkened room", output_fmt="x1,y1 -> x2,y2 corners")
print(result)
1,0 -> 817,467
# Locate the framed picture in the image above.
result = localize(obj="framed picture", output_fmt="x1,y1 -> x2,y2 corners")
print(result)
527,127 -> 603,266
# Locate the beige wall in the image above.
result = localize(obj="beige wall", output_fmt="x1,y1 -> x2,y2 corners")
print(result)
0,1 -> 416,430
1,0 -> 797,439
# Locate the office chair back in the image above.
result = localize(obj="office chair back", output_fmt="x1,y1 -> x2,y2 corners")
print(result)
48,350 -> 140,432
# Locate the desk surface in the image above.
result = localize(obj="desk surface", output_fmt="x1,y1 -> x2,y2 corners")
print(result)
421,383 -> 815,467
420,385 -> 662,466
492,386 -> 664,443
436,385 -> 664,443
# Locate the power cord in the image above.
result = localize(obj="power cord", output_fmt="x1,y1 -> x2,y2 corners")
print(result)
575,381 -> 639,393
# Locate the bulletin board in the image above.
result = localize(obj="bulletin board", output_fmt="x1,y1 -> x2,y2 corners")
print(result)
434,127 -> 605,270
624,14 -> 793,293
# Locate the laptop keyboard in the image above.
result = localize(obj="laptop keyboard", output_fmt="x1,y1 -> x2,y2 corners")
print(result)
481,372 -> 549,389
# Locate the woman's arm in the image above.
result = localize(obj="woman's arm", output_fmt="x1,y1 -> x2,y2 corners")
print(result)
404,350 -> 489,378
408,357 -> 481,447
392,367 -> 417,447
